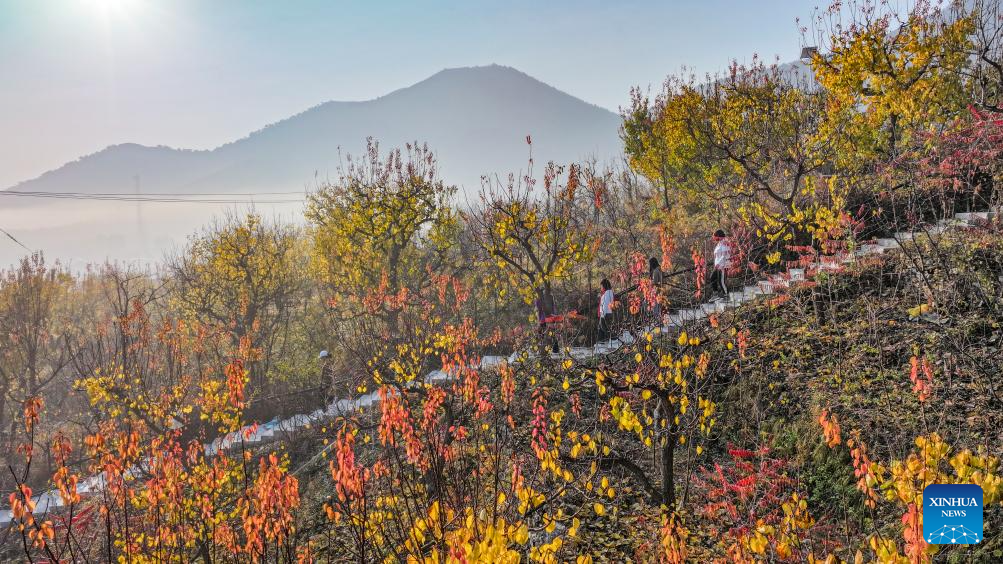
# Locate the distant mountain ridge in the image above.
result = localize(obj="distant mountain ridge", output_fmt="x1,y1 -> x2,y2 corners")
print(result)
0,65 -> 623,266
6,65 -> 623,198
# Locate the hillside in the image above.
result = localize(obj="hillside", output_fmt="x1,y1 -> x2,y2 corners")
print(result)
2,1 -> 1000,560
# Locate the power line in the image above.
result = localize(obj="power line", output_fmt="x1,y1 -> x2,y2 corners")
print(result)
4,189 -> 310,197
0,190 -> 308,204
0,227 -> 31,252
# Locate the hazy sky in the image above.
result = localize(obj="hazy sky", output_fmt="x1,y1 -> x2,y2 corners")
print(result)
0,0 -> 824,189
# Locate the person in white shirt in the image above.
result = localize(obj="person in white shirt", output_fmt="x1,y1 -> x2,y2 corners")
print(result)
711,229 -> 731,300
597,278 -> 614,342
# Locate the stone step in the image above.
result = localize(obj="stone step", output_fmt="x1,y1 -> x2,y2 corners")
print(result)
701,301 -> 726,314
855,245 -> 880,257
245,424 -> 275,444
818,257 -> 842,270
955,211 -> 990,223
742,284 -> 763,297
31,492 -> 63,511
77,475 -> 104,494
665,313 -> 683,328
687,308 -> 706,320
479,355 -> 505,370
593,340 -> 620,355
728,291 -> 748,304
425,369 -> 448,383
768,274 -> 790,289
677,308 -> 702,321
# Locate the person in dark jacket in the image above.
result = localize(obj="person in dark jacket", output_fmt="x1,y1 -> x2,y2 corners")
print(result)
648,257 -> 664,323
535,285 -> 559,353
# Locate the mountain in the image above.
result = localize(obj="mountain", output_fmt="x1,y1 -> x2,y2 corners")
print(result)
7,65 -> 622,198
0,65 -> 623,267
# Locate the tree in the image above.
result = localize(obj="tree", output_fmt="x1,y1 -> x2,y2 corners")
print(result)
0,253 -> 72,460
12,325 -> 305,562
621,80 -> 705,214
559,317 -> 721,512
965,0 -> 1003,115
626,58 -> 855,263
633,60 -> 847,259
890,105 -> 1003,217
697,61 -> 842,247
809,0 -> 973,165
168,213 -> 310,390
305,140 -> 460,395
68,263 -> 165,389
467,155 -> 595,306
305,138 -> 459,335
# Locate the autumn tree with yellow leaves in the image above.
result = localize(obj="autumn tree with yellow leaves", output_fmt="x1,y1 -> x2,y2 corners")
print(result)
303,139 -> 463,400
467,154 -> 596,306
622,79 -> 706,215
306,138 -> 459,332
168,212 -> 311,392
623,58 -> 855,266
808,0 -> 973,167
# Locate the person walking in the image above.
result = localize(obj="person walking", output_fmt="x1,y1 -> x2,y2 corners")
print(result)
710,229 -> 731,301
597,278 -> 614,343
535,285 -> 559,353
648,257 -> 664,323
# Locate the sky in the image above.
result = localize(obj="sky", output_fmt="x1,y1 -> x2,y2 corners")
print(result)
0,0 -> 824,189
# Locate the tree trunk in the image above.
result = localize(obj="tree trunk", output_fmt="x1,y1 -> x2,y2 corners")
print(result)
660,395 -> 676,509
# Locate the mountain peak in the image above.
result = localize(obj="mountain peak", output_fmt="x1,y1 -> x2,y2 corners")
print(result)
380,64 -> 601,107
426,64 -> 533,81
372,65 -> 616,124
